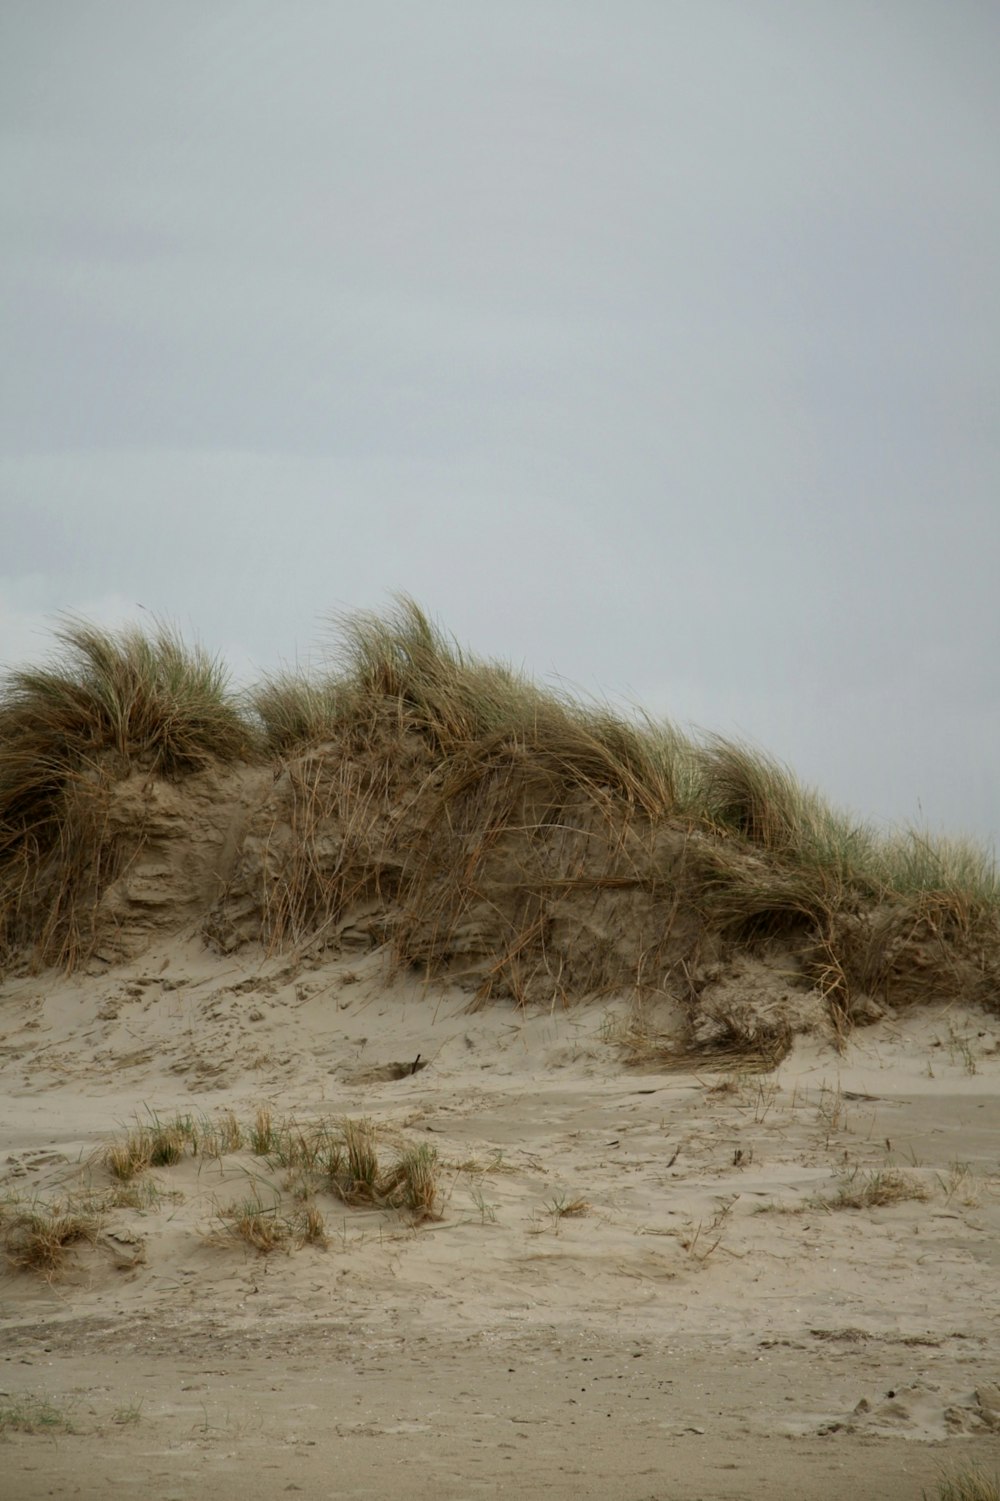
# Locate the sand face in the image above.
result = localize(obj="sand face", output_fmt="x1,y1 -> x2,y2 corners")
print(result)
1,943 -> 999,1499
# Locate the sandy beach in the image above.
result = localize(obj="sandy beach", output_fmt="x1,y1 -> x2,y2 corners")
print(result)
2,940 -> 998,1499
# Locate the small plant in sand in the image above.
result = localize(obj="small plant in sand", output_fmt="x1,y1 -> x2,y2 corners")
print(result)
546,1193 -> 591,1219
300,1204 -> 329,1247
204,1114 -> 442,1252
0,1394 -> 78,1435
322,1120 -> 441,1220
944,1023 -> 980,1076
680,1197 -> 737,1262
753,1197 -> 809,1216
337,1116 -> 381,1201
604,1000 -> 792,1075
936,1158 -> 978,1206
104,1134 -> 153,1182
1,1196 -> 101,1274
212,1110 -> 245,1154
450,1149 -> 511,1175
815,1081 -> 849,1147
269,1118 -> 342,1176
214,1191 -> 292,1253
111,1399 -> 143,1426
467,1183 -> 499,1225
146,1118 -> 193,1166
819,1168 -> 929,1211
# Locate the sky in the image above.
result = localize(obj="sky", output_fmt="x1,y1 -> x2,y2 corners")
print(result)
2,2 -> 998,847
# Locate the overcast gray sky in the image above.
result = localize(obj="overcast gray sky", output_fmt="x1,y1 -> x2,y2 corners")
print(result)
2,2 -> 998,846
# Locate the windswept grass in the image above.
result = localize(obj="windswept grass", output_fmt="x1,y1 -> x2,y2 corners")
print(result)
1,1196 -> 101,1274
251,671 -> 347,756
875,829 -> 999,906
103,1113 -> 199,1180
1,599 -> 996,1033
212,1186 -> 298,1253
208,1116 -> 443,1252
819,1168 -> 930,1211
0,616 -> 251,794
0,617 -> 254,966
928,1468 -> 1000,1501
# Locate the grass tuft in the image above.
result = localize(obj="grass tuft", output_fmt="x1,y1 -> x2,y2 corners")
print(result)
928,1467 -> 1000,1501
820,1169 -> 930,1211
0,617 -> 254,967
1,1197 -> 101,1274
249,1106 -> 277,1156
103,1114 -> 198,1181
379,1144 -> 441,1221
0,1395 -> 77,1434
214,1187 -> 293,1254
251,671 -> 347,756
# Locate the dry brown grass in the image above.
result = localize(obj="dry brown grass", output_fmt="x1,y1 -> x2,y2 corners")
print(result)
0,618 -> 253,968
378,1143 -> 441,1221
1,1197 -> 101,1274
929,1468 -> 1000,1501
103,1114 -> 199,1181
2,601 -> 997,1037
547,1194 -> 591,1218
212,1187 -> 296,1253
820,1169 -> 930,1211
605,998 -> 793,1074
251,671 -> 347,756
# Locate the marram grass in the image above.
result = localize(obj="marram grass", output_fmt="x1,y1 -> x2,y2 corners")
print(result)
0,599 -> 996,1013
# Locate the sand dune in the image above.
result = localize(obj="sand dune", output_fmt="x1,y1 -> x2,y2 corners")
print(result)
2,611 -> 998,1496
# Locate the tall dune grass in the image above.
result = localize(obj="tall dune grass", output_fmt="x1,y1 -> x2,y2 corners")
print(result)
251,671 -> 346,755
0,618 -> 253,964
1,600 -> 996,1008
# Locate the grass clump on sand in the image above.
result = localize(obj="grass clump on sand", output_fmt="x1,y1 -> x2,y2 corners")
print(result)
212,1191 -> 332,1254
0,618 -> 254,967
928,1468 -> 1000,1501
246,599 -> 998,1034
209,1119 -> 442,1254
0,1196 -> 101,1274
103,1113 -> 201,1181
0,1395 -> 78,1435
819,1169 -> 930,1211
267,1114 -> 442,1222
97,1108 -> 443,1256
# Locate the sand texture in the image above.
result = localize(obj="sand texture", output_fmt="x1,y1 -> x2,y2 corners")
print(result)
2,941 -> 999,1499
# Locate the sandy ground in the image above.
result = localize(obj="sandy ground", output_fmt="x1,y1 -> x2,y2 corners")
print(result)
2,942 -> 999,1498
